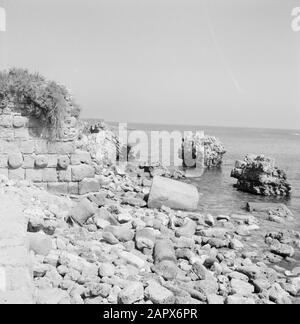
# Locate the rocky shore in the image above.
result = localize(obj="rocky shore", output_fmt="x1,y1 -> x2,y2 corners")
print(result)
1,70 -> 298,305
1,160 -> 299,304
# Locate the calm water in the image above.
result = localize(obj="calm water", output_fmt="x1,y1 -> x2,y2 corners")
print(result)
126,123 -> 300,227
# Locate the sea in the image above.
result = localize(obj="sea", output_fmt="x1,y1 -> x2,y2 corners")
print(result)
123,123 -> 300,229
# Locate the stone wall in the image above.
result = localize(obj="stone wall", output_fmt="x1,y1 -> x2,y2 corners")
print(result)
0,110 -> 99,195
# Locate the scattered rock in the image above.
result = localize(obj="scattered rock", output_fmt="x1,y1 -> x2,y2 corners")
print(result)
118,282 -> 144,304
145,282 -> 175,304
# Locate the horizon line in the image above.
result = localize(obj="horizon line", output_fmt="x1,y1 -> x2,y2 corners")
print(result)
82,117 -> 300,132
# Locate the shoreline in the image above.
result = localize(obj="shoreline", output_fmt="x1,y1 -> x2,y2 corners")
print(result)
1,157 -> 299,304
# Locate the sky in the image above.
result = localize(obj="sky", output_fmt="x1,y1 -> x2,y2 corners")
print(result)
0,0 -> 300,129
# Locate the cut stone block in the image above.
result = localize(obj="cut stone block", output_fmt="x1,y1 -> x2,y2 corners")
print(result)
42,169 -> 58,182
70,150 -> 92,165
68,182 -> 79,195
47,182 -> 68,195
58,169 -> 71,182
71,165 -> 95,182
47,155 -> 59,168
34,140 -> 48,154
25,169 -> 43,182
79,178 -> 100,195
148,176 -> 199,211
47,141 -> 75,154
14,128 -> 29,139
23,155 -> 35,169
19,141 -> 34,154
8,168 -> 25,181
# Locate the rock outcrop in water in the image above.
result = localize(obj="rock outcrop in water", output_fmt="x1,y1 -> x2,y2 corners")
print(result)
203,136 -> 226,168
231,155 -> 291,196
178,134 -> 226,169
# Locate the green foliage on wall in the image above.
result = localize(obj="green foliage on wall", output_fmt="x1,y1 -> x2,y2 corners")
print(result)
0,68 -> 81,137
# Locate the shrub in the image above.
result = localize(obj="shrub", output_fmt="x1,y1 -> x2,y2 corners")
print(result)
0,68 -> 81,138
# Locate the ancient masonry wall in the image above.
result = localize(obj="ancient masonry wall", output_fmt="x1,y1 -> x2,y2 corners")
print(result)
0,111 -> 99,195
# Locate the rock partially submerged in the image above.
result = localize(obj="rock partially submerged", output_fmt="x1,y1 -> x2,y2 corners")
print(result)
178,134 -> 226,169
247,202 -> 294,222
231,155 -> 291,196
147,176 -> 200,211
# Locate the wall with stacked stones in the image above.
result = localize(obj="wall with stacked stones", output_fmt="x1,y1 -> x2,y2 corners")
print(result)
0,110 -> 99,195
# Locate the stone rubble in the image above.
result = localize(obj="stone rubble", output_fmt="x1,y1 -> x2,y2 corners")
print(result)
1,166 -> 299,305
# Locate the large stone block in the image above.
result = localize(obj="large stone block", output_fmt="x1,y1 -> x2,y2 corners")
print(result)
58,169 -> 71,182
71,165 -> 95,182
42,169 -> 58,182
14,128 -> 29,140
8,153 -> 23,169
79,178 -> 100,195
34,140 -> 48,154
0,141 -> 19,154
47,182 -> 68,195
19,140 -> 34,154
25,169 -> 43,182
68,182 -> 79,195
47,155 -> 59,168
8,168 -> 25,181
47,141 -> 75,154
70,150 -> 92,165
148,176 -> 199,211
23,155 -> 35,169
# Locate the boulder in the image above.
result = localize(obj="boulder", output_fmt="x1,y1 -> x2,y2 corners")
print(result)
36,288 -> 70,304
148,176 -> 199,211
231,155 -> 291,196
145,282 -> 175,304
118,282 -> 144,304
154,239 -> 178,280
135,228 -> 156,250
68,198 -> 97,225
